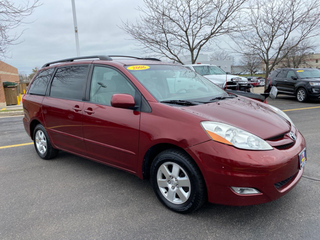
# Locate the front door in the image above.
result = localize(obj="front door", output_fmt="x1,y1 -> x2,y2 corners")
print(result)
82,66 -> 140,172
283,70 -> 298,93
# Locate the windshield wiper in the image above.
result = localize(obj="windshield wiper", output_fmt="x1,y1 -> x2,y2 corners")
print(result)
209,95 -> 235,101
160,100 -> 198,106
196,95 -> 235,104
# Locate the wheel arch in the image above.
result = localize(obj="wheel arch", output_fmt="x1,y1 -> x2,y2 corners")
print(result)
141,143 -> 204,181
294,85 -> 307,94
29,119 -> 42,140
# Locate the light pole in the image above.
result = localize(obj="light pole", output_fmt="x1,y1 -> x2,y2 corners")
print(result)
71,0 -> 80,56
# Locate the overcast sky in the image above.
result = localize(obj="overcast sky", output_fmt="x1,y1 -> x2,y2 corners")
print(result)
4,0 -> 146,75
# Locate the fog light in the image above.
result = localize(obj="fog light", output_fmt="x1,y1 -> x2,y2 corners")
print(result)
231,187 -> 261,195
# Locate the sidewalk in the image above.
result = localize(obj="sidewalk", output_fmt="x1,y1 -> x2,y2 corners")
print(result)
0,103 -> 24,117
251,86 -> 265,94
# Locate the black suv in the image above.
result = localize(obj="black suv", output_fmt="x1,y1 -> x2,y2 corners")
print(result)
269,68 -> 320,102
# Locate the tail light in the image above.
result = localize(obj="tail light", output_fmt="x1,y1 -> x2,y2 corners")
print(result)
267,77 -> 272,86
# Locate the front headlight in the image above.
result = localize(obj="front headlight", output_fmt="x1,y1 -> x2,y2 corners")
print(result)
309,82 -> 320,86
201,121 -> 273,150
268,105 -> 294,126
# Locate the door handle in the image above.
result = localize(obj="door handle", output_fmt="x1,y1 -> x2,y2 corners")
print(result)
72,105 -> 82,112
84,108 -> 95,115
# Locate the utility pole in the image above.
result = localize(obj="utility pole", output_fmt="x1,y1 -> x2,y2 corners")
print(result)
71,0 -> 80,56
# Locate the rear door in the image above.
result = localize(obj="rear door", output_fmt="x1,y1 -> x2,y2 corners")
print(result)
42,65 -> 89,155
274,69 -> 288,91
82,65 -> 141,172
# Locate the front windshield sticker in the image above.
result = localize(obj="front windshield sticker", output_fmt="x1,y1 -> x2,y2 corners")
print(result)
297,70 -> 304,72
127,65 -> 150,71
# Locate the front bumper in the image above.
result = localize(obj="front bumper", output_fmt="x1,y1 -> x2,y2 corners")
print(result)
187,130 -> 306,206
307,86 -> 320,99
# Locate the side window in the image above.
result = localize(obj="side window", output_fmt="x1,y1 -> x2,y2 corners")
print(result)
286,70 -> 296,79
90,66 -> 135,106
277,70 -> 287,78
28,68 -> 54,95
50,65 -> 89,100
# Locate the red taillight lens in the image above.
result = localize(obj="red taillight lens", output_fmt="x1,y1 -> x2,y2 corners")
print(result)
267,77 -> 271,86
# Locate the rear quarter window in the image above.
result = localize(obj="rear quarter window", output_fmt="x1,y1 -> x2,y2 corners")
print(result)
276,70 -> 287,78
50,65 -> 89,100
28,68 -> 54,95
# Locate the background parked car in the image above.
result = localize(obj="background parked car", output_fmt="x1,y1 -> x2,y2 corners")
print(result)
185,64 -> 251,92
246,76 -> 260,87
269,68 -> 320,102
257,77 -> 265,86
246,76 -> 265,87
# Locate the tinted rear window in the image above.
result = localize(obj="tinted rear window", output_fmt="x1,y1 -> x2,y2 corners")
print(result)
28,68 -> 54,95
50,65 -> 89,100
277,70 -> 287,78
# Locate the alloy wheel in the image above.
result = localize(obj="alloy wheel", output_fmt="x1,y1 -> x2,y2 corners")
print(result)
35,130 -> 47,155
156,161 -> 191,204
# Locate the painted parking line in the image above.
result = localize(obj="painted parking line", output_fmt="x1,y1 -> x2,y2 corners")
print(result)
0,142 -> 33,149
283,106 -> 320,112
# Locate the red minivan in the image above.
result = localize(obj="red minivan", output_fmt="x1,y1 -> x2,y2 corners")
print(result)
23,56 -> 307,213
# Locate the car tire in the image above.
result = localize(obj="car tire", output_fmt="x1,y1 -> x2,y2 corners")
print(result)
150,149 -> 206,213
33,124 -> 58,160
296,88 -> 307,102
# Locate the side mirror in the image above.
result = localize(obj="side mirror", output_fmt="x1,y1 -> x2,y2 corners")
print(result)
269,86 -> 278,99
291,76 -> 298,80
111,94 -> 135,109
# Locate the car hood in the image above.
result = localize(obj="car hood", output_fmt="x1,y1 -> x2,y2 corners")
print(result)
204,75 -> 226,83
204,74 -> 248,83
182,97 -> 291,139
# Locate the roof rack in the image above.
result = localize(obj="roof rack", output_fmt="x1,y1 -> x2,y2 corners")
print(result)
108,55 -> 161,61
42,55 -> 161,68
42,55 -> 112,67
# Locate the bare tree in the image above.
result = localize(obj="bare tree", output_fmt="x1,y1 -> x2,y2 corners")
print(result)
122,0 -> 248,64
210,49 -> 233,61
278,40 -> 316,68
0,0 -> 40,57
232,0 -> 320,87
28,66 -> 39,80
240,54 -> 261,75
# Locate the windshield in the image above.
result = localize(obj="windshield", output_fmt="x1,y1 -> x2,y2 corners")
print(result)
193,65 -> 226,76
296,69 -> 320,79
127,64 -> 228,102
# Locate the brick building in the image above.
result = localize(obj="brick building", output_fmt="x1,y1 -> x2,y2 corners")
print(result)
0,61 -> 19,107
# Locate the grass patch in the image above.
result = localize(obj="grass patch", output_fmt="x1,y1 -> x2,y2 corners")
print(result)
0,109 -> 23,112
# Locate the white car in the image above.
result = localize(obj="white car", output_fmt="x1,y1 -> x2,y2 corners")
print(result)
184,64 -> 251,91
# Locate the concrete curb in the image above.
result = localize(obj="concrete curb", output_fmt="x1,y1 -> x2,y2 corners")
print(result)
0,110 -> 24,117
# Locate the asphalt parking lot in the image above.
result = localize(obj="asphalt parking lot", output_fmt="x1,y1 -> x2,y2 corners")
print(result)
0,91 -> 319,240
